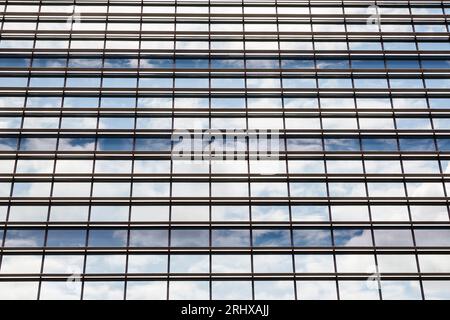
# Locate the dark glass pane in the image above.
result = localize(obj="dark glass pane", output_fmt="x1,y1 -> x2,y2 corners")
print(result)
437,139 -> 450,151
0,138 -> 18,150
97,138 -> 133,151
386,59 -> 420,69
171,229 -> 209,247
253,229 -> 291,247
211,59 -> 244,69
129,229 -> 168,247
281,59 -> 314,69
362,138 -> 398,151
293,229 -> 332,247
212,229 -> 250,247
247,59 -> 279,69
374,229 -> 414,247
351,59 -> 385,69
399,138 -> 436,151
104,58 -> 138,68
415,229 -> 450,246
88,229 -> 127,247
333,228 -> 373,247
47,229 -> 86,247
316,59 -> 350,69
287,138 -> 322,151
324,138 -> 360,151
69,58 -> 103,68
20,138 -> 57,151
0,57 -> 31,67
421,59 -> 450,69
175,59 -> 208,69
58,138 -> 96,151
141,58 -> 173,68
33,58 -> 66,68
135,138 -> 172,151
4,229 -> 45,247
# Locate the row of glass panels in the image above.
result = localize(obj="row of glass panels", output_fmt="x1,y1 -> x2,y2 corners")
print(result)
5,116 -> 450,130
2,136 -> 450,151
3,40 -> 450,51
0,227 -> 449,247
1,57 -> 449,69
0,204 -> 448,222
0,279 -> 447,300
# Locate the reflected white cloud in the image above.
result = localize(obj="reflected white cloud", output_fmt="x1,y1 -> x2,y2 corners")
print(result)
212,281 -> 252,300
13,182 -> 51,197
92,182 -> 130,197
331,206 -> 369,221
297,281 -> 337,300
83,282 -> 124,300
212,255 -> 251,273
422,281 -> 450,300
419,255 -> 450,273
378,255 -> 418,273
52,182 -> 91,197
329,183 -> 366,197
0,255 -> 42,274
252,206 -> 290,222
43,255 -> 84,274
371,205 -> 409,221
338,281 -> 380,300
170,255 -> 209,274
40,282 -> 81,300
126,282 -> 166,300
381,281 -> 422,300
130,206 -> 169,222
128,255 -> 167,274
254,281 -> 295,300
0,282 -> 39,300
212,182 -> 248,197
169,281 -> 209,300
132,183 -> 170,197
251,182 -> 287,197
253,254 -> 293,273
85,255 -> 126,274
336,254 -> 376,273
295,255 -> 334,273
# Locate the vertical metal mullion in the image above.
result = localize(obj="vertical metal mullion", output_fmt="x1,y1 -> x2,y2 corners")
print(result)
123,0 -> 143,301
240,0 -> 255,301
434,0 -> 450,223
440,0 -> 450,224
166,0 -> 177,301
275,0 -> 297,301
207,0 -> 213,302
14,0 -> 42,300
80,0 -> 109,301
0,0 -> 12,283
36,0 -> 73,300
403,4 -> 426,300
346,8 -> 383,301
310,2 -> 340,301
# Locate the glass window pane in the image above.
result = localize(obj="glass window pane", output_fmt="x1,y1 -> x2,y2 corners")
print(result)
254,281 -> 295,300
253,229 -> 291,247
129,229 -> 168,247
88,229 -> 127,247
40,281 -> 81,300
334,229 -> 373,247
169,281 -> 209,300
171,229 -> 209,247
293,229 -> 332,247
297,281 -> 337,300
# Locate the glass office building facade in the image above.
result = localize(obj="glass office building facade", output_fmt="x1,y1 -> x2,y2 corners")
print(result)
0,0 -> 450,300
